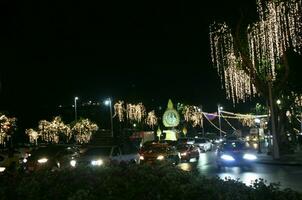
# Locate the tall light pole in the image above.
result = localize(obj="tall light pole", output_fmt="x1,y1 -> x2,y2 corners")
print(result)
218,105 -> 223,139
104,98 -> 113,138
255,118 -> 262,153
74,97 -> 79,122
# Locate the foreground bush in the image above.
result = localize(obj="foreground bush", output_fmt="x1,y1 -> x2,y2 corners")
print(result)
0,165 -> 301,200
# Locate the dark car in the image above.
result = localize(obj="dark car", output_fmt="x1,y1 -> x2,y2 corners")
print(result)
139,142 -> 180,165
24,145 -> 80,172
216,140 -> 257,169
176,144 -> 200,162
77,146 -> 140,167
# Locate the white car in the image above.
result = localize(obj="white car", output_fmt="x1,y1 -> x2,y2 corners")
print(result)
194,138 -> 213,152
77,146 -> 140,167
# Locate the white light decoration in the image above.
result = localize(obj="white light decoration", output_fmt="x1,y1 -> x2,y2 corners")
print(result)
0,114 -> 17,145
71,119 -> 99,144
113,101 -> 125,122
25,129 -> 39,144
126,103 -> 146,122
38,117 -> 70,144
146,111 -> 158,128
184,106 -> 203,127
210,0 -> 302,103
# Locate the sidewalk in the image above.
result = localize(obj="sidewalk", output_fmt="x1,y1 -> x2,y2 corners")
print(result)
256,149 -> 302,166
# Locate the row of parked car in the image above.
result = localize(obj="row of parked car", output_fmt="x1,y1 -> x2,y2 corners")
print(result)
0,137 -> 217,173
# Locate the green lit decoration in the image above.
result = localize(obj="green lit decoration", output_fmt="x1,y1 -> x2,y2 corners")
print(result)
163,99 -> 180,128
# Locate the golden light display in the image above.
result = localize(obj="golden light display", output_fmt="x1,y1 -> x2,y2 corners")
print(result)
126,103 -> 146,122
71,119 -> 99,144
25,128 -> 39,144
113,100 -> 125,122
146,111 -> 158,128
184,106 -> 203,127
0,114 -> 17,145
38,117 -> 70,144
210,0 -> 302,103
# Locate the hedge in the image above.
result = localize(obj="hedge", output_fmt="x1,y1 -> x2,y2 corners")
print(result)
0,164 -> 301,200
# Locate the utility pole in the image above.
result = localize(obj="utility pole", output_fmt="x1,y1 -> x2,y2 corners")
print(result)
218,105 -> 222,139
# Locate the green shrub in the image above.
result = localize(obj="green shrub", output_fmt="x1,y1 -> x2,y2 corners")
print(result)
0,165 -> 301,200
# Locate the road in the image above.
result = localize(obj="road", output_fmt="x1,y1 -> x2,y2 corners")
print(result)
177,150 -> 302,192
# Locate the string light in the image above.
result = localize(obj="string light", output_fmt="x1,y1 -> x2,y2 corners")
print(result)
25,129 -> 39,144
210,0 -> 302,103
0,115 -> 17,145
113,101 -> 125,122
146,111 -> 158,128
71,119 -> 99,144
126,103 -> 146,122
184,106 -> 203,127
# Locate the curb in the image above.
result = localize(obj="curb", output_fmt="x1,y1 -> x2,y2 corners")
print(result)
256,160 -> 302,166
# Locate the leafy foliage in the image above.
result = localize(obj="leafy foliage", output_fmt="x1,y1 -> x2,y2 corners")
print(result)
0,165 -> 301,200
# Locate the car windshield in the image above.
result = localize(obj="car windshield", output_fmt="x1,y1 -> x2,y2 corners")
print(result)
221,142 -> 246,151
142,145 -> 170,153
30,146 -> 65,158
84,147 -> 112,156
195,138 -> 206,143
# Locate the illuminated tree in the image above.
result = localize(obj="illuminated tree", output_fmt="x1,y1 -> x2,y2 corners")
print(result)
113,101 -> 125,122
25,129 -> 39,145
0,114 -> 17,145
126,103 -> 146,122
71,119 -> 98,144
183,106 -> 203,127
146,111 -> 158,128
38,117 -> 70,143
209,0 -> 302,158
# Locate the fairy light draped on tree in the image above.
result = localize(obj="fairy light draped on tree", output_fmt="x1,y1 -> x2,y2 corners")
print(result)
113,101 -> 125,122
25,129 -> 39,144
71,119 -> 98,144
146,111 -> 158,128
0,115 -> 17,145
126,103 -> 146,122
210,0 -> 302,103
38,117 -> 70,144
184,106 -> 203,127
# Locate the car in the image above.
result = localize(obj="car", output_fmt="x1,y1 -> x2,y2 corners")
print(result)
77,145 -> 140,167
177,137 -> 195,145
139,142 -> 180,165
0,149 -> 23,173
24,145 -> 80,172
194,138 -> 213,152
176,144 -> 200,162
216,140 -> 257,169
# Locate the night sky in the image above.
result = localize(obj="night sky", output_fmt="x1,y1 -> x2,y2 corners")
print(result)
0,0 -> 292,128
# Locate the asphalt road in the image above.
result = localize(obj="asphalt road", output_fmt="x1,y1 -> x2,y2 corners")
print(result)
177,150 -> 302,192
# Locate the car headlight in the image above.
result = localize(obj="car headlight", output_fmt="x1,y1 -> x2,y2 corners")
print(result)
70,160 -> 77,167
0,167 -> 5,172
139,155 -> 144,160
221,154 -> 235,161
38,158 -> 48,164
243,154 -> 257,160
180,152 -> 187,156
157,155 -> 164,160
23,158 -> 28,163
91,159 -> 103,166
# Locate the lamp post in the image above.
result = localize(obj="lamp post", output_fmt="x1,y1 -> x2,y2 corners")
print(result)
218,105 -> 223,139
255,118 -> 262,153
74,97 -> 79,121
104,98 -> 113,138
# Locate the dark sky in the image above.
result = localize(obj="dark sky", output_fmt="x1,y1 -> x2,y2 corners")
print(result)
1,0 -> 261,118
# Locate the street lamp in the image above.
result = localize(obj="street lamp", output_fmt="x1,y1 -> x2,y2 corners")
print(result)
218,105 -> 223,139
74,97 -> 79,121
255,118 -> 262,153
104,98 -> 113,138
276,99 -> 281,105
